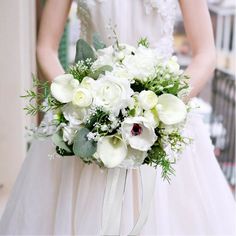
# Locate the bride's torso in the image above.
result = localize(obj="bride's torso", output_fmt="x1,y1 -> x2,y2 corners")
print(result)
77,0 -> 178,58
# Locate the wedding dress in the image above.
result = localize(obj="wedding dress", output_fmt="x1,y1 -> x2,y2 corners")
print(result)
0,0 -> 235,235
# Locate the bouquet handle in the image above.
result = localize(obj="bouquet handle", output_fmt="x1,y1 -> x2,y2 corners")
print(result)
100,166 -> 157,235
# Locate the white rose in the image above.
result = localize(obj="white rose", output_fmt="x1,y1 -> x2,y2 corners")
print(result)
138,90 -> 158,110
51,74 -> 79,103
72,87 -> 93,107
121,116 -> 157,151
119,146 -> 147,168
156,94 -> 187,125
144,109 -> 159,128
62,125 -> 77,145
123,46 -> 160,81
93,72 -> 134,115
97,135 -> 127,168
80,77 -> 95,89
166,56 -> 180,74
62,103 -> 87,126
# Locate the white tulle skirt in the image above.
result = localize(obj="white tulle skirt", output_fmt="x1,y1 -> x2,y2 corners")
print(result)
0,113 -> 235,235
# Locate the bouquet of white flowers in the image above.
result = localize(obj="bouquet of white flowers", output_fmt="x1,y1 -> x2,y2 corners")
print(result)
23,37 -> 191,181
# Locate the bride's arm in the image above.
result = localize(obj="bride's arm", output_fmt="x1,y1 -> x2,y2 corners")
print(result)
37,0 -> 72,82
179,0 -> 216,98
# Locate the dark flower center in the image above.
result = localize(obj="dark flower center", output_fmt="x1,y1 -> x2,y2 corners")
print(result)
131,123 -> 143,136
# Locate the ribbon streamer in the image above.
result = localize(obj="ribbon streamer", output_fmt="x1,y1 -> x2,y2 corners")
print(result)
101,166 -> 157,236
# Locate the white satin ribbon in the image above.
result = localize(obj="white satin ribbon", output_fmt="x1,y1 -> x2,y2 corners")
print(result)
101,166 -> 157,236
100,168 -> 128,235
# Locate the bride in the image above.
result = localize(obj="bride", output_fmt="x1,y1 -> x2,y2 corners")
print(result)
0,0 -> 235,235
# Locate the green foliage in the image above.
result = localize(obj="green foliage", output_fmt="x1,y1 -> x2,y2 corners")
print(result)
75,39 -> 96,64
93,32 -> 106,50
21,75 -> 63,116
68,60 -> 92,82
138,37 -> 149,48
52,131 -> 72,153
85,108 -> 110,131
132,66 -> 190,96
145,143 -> 175,183
73,128 -> 97,161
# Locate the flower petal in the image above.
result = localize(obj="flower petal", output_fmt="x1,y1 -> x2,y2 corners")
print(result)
51,74 -> 79,103
157,94 -> 187,125
97,135 -> 127,168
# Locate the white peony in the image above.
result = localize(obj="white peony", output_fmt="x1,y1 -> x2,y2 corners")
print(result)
121,116 -> 157,151
123,46 -> 160,81
62,103 -> 88,127
92,44 -> 136,70
156,94 -> 187,125
92,72 -> 134,115
97,135 -> 127,168
138,90 -> 158,110
92,46 -> 114,70
72,87 -> 93,107
51,74 -> 79,103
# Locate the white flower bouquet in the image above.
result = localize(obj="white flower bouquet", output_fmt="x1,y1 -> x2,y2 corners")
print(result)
23,37 -> 191,181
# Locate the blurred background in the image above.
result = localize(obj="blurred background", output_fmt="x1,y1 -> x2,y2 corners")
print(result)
0,0 -> 235,217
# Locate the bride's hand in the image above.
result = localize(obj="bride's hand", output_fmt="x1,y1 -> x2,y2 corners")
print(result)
179,0 -> 216,98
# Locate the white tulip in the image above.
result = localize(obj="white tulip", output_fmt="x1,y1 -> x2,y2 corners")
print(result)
51,74 -> 79,103
138,90 -> 158,110
121,116 -> 157,151
72,87 -> 93,107
97,135 -> 127,168
156,94 -> 187,125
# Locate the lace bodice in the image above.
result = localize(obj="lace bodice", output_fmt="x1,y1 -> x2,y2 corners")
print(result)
77,0 -> 178,58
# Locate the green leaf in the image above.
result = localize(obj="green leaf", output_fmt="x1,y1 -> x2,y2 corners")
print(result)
75,39 -> 96,64
93,32 -> 106,50
88,65 -> 113,79
73,128 -> 97,160
52,131 -> 71,153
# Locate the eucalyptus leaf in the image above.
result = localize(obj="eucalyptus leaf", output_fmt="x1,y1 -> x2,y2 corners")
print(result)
93,32 -> 106,50
52,132 -> 71,153
89,65 -> 113,79
73,128 -> 97,160
75,39 -> 96,64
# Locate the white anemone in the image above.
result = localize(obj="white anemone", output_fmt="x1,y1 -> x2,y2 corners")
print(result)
121,117 -> 157,151
97,135 -> 127,168
156,94 -> 187,125
51,74 -> 79,103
